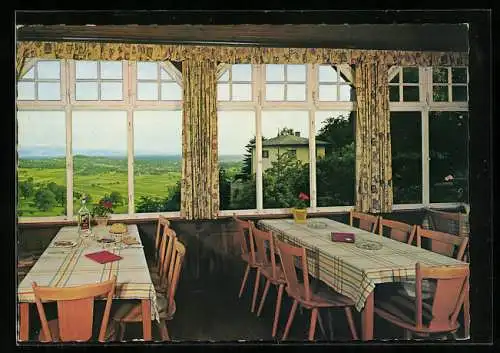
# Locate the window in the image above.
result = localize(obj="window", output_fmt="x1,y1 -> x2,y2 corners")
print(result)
288,149 -> 297,157
137,62 -> 182,101
389,67 -> 420,102
17,60 -> 61,101
432,67 -> 468,102
265,64 -> 306,101
317,65 -> 353,101
217,64 -> 252,101
262,150 -> 269,158
75,61 -> 123,101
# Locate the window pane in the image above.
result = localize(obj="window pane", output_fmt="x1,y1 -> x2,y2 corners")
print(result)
76,82 -> 99,101
391,112 -> 422,204
452,68 -> 467,83
432,67 -> 448,84
137,82 -> 158,100
23,66 -> 35,79
429,111 -> 468,203
286,84 -> 306,101
17,82 -> 35,100
389,86 -> 399,101
262,111 -> 309,209
402,86 -> 419,102
218,111 -> 256,210
433,86 -> 449,102
402,67 -> 419,83
452,86 -> 468,102
319,65 -> 338,83
17,111 -> 66,217
217,83 -> 230,101
160,67 -> 174,80
266,65 -> 284,81
319,85 -> 337,101
72,111 -> 128,214
287,65 -> 306,82
315,111 -> 355,206
232,84 -> 252,101
266,84 -> 285,101
101,62 -> 123,79
137,62 -> 158,80
75,61 -> 98,79
219,70 -> 229,82
161,82 -> 182,101
232,64 -> 252,81
389,72 -> 400,84
101,82 -> 123,100
134,110 -> 182,212
38,82 -> 61,100
37,61 -> 60,80
339,85 -> 352,101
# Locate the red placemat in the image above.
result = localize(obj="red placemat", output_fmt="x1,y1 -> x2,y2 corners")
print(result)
85,250 -> 123,264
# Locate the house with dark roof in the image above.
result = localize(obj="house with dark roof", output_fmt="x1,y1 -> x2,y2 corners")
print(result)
251,132 -> 330,173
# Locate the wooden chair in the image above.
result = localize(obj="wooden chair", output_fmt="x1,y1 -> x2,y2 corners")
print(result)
349,211 -> 379,233
150,227 -> 177,290
233,215 -> 258,303
275,239 -> 358,341
112,240 -> 186,341
249,222 -> 287,337
378,218 -> 416,245
32,276 -> 116,342
152,216 -> 171,265
374,263 -> 469,339
422,208 -> 469,238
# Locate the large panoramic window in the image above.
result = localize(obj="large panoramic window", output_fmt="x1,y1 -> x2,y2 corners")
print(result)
133,110 -> 182,212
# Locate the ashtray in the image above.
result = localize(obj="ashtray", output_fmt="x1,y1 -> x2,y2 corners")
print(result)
355,240 -> 383,250
307,221 -> 327,229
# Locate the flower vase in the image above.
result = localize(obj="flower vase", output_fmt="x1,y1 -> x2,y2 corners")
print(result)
292,208 -> 307,224
94,216 -> 109,227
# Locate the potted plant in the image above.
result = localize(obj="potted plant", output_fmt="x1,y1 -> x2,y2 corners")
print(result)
91,196 -> 114,227
292,192 -> 309,224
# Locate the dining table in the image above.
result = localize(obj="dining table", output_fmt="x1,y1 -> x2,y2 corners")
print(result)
258,217 -> 468,341
17,224 -> 158,342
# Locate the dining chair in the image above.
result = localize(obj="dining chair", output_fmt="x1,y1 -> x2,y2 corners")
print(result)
112,239 -> 186,341
422,208 -> 470,238
233,215 -> 258,302
275,239 -> 358,341
349,211 -> 379,233
249,222 -> 287,337
149,227 -> 177,290
32,276 -> 117,342
152,216 -> 171,265
374,263 -> 469,339
378,218 -> 416,245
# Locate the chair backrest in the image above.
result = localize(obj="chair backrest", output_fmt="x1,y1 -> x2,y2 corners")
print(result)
32,276 -> 116,342
416,226 -> 468,261
350,211 -> 379,233
233,215 -> 256,264
414,263 -> 469,331
155,216 -> 171,261
423,208 -> 470,238
275,239 -> 311,302
158,228 -> 177,287
378,218 -> 416,245
165,240 -> 186,313
250,222 -> 278,279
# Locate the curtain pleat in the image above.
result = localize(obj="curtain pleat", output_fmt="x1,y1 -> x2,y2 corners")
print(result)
181,60 -> 218,220
354,60 -> 393,213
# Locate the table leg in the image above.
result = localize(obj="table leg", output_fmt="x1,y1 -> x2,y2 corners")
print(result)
361,291 -> 374,341
141,299 -> 152,341
18,303 -> 29,341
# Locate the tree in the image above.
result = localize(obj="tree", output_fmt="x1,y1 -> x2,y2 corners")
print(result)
277,127 -> 295,136
34,189 -> 57,211
18,177 -> 34,199
316,113 -> 354,151
219,167 -> 231,210
109,191 -> 124,206
47,182 -> 66,207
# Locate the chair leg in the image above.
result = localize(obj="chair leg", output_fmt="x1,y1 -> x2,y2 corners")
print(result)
308,307 -> 319,341
272,284 -> 284,338
464,293 -> 470,338
119,322 -> 126,341
257,278 -> 271,317
238,264 -> 250,298
282,299 -> 298,341
344,307 -> 358,340
158,320 -> 170,341
251,269 -> 261,313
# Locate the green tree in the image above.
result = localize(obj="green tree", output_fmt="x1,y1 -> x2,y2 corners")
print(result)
316,113 -> 354,151
18,177 -> 34,199
34,189 -> 57,211
47,182 -> 66,207
109,191 -> 124,206
219,167 -> 231,210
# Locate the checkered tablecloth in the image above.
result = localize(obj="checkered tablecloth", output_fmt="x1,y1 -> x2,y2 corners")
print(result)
17,225 -> 159,322
258,218 -> 468,311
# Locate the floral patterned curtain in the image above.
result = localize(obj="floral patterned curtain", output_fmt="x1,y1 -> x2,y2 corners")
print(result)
354,60 -> 393,213
181,60 -> 219,220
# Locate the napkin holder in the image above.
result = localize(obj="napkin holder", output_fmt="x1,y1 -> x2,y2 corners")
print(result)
331,232 -> 355,243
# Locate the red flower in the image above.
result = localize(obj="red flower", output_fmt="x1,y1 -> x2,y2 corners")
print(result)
298,192 -> 310,201
103,200 -> 113,209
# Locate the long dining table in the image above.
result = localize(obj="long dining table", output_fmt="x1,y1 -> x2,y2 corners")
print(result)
17,224 -> 158,342
258,217 -> 468,341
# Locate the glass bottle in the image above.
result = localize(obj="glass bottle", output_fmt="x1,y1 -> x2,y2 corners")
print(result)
78,196 -> 92,235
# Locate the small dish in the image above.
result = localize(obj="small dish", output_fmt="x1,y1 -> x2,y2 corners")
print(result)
52,240 -> 77,248
307,221 -> 327,229
355,240 -> 383,250
96,237 -> 117,244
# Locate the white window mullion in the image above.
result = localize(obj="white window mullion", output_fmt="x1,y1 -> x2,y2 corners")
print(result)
127,62 -> 135,215
421,67 -> 431,206
64,60 -> 73,218
308,109 -> 317,209
255,65 -> 263,210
